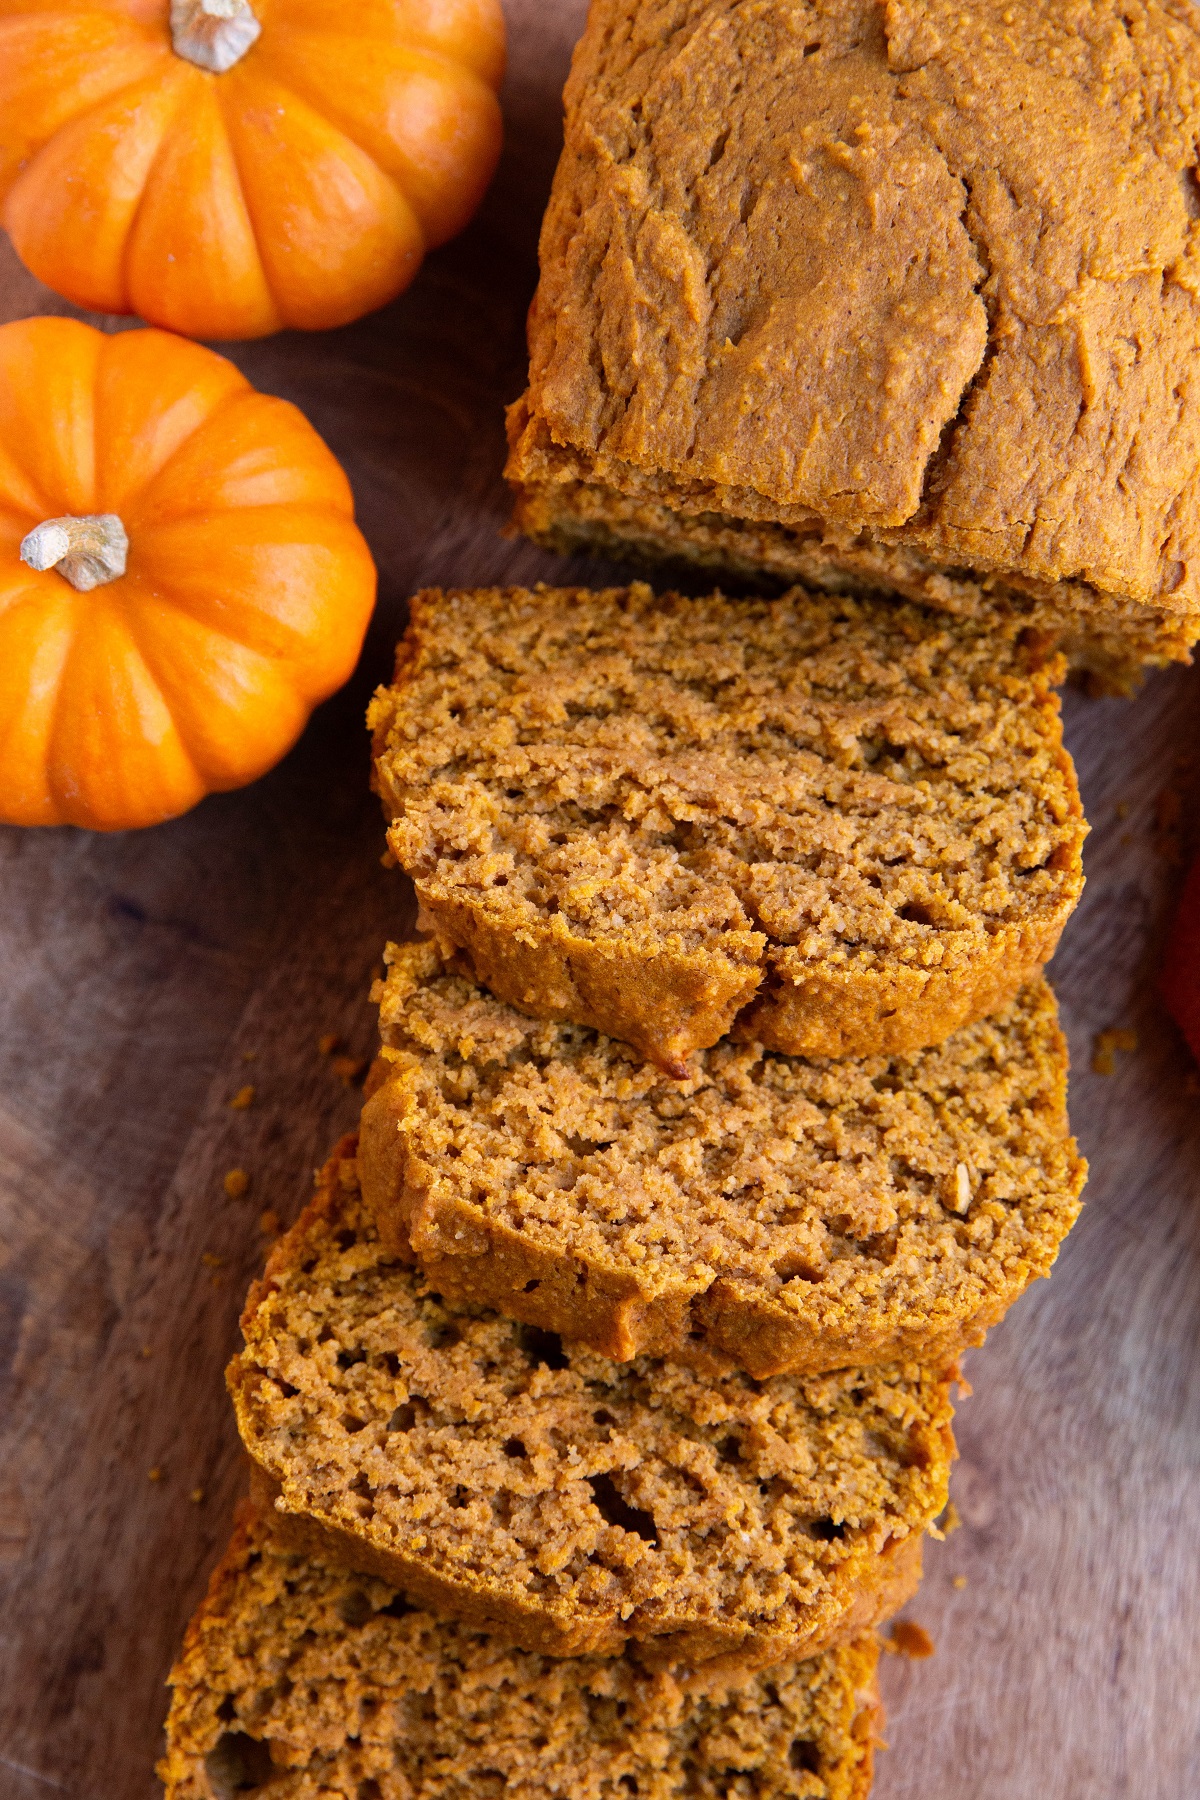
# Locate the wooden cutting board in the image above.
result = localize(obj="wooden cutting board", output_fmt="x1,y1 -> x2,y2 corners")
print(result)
1,5 -> 1198,1794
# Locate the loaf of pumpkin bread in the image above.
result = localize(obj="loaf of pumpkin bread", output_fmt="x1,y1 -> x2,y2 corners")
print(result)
160,1503 -> 884,1800
360,942 -> 1085,1374
505,0 -> 1200,688
369,583 -> 1085,1074
230,1142 -> 955,1673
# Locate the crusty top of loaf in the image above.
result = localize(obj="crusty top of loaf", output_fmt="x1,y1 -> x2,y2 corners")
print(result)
229,1149 -> 954,1645
375,941 -> 1084,1321
369,583 -> 1084,978
161,1505 -> 881,1800
521,0 -> 1200,609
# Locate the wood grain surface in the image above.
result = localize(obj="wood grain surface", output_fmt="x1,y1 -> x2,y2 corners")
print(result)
1,5 -> 1199,1795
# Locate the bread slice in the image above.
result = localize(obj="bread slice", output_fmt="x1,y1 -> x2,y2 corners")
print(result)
360,944 -> 1085,1374
229,1142 -> 955,1672
368,583 -> 1085,1074
505,0 -> 1200,689
160,1504 -> 885,1800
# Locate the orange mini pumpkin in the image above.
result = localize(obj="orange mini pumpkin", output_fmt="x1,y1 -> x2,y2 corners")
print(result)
0,315 -> 377,830
0,0 -> 505,340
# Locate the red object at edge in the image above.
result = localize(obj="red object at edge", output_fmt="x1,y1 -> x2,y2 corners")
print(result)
1161,851 -> 1200,1065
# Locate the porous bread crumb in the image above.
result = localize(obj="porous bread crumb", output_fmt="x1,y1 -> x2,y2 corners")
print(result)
359,943 -> 1086,1375
506,0 -> 1200,682
229,1143 -> 956,1671
369,583 -> 1086,1072
160,1505 -> 884,1800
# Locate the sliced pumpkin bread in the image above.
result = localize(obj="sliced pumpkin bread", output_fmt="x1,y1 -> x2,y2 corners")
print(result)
368,583 -> 1085,1074
359,942 -> 1086,1376
229,1142 -> 955,1673
160,1503 -> 884,1800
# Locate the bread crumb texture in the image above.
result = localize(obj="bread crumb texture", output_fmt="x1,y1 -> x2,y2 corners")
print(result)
360,942 -> 1085,1374
369,584 -> 1085,1069
160,1506 -> 883,1800
506,476 -> 1198,692
506,0 -> 1200,677
229,1145 -> 955,1668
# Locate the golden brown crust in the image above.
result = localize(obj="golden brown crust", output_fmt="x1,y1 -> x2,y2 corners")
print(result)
160,1504 -> 887,1800
254,1461 -> 923,1675
247,1462 -> 644,1658
507,0 -> 1200,675
744,910 -> 1070,1059
415,887 -> 760,1077
361,943 -> 1085,1376
229,1144 -> 957,1669
369,583 -> 1086,1071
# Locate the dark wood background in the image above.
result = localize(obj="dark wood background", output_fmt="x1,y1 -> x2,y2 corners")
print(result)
1,4 -> 1199,1794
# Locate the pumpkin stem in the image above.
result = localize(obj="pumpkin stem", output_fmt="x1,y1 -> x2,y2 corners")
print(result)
20,514 -> 129,592
170,0 -> 261,74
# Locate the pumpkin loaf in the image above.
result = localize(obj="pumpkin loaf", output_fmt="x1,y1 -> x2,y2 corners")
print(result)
505,0 -> 1200,687
368,583 -> 1085,1074
229,1143 -> 955,1673
160,1505 -> 884,1800
361,943 -> 1085,1375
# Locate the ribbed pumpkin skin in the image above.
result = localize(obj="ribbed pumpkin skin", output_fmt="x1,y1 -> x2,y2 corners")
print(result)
0,0 -> 506,339
0,317 -> 377,830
